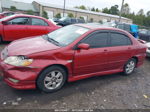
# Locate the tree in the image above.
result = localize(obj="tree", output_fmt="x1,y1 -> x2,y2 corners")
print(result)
75,5 -> 87,10
79,16 -> 84,20
55,13 -> 61,18
26,10 -> 34,15
91,7 -> 95,12
109,5 -> 119,15
96,8 -> 100,12
42,11 -> 48,19
68,13 -> 74,18
10,6 -> 17,11
102,8 -> 110,14
137,9 -> 144,15
147,11 -> 150,16
122,3 -> 130,14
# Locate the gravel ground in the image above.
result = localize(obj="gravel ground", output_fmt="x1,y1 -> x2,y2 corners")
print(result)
0,43 -> 150,110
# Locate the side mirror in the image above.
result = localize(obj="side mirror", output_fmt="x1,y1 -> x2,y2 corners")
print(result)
2,21 -> 8,25
77,43 -> 90,50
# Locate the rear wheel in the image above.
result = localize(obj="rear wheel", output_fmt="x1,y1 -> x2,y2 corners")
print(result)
123,58 -> 136,75
37,66 -> 67,93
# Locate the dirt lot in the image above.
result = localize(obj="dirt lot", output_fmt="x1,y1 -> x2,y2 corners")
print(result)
0,43 -> 150,110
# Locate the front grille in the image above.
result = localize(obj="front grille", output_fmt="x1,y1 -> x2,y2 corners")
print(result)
1,47 -> 8,60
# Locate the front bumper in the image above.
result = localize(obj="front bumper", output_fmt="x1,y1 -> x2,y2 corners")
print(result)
0,60 -> 40,90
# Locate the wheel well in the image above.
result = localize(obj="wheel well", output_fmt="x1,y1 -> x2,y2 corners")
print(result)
132,56 -> 138,64
37,64 -> 69,80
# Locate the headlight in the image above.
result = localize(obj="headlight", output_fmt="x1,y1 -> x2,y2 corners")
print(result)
4,56 -> 33,67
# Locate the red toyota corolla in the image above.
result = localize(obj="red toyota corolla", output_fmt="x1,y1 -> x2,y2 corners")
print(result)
0,24 -> 147,93
0,14 -> 60,43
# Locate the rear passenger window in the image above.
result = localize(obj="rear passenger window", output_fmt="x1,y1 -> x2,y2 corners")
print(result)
31,18 -> 48,26
110,33 -> 132,46
83,32 -> 108,48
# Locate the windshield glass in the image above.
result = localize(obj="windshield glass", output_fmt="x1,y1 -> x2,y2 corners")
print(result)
47,25 -> 89,46
0,15 -> 15,22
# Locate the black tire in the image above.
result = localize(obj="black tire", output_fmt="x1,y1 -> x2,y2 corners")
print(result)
123,58 -> 136,75
0,36 -> 3,44
37,66 -> 67,93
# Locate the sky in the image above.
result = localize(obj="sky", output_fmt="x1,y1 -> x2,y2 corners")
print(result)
14,0 -> 150,14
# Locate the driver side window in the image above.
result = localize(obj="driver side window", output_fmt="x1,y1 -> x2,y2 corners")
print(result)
83,32 -> 109,48
8,17 -> 29,25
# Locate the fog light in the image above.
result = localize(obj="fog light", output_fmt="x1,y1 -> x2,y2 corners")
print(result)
8,78 -> 19,83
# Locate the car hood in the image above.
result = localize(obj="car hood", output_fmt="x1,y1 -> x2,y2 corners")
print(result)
7,36 -> 60,56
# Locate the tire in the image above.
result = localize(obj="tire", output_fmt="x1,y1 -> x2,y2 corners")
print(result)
37,66 -> 67,93
0,36 -> 3,44
123,58 -> 137,75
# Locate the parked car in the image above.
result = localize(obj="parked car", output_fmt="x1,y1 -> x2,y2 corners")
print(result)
0,11 -> 20,19
139,29 -> 150,42
0,14 -> 60,43
117,23 -> 139,38
52,18 -> 60,23
139,29 -> 150,57
0,24 -> 146,92
57,17 -> 85,26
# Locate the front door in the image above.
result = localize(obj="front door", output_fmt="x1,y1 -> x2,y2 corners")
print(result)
73,31 -> 109,76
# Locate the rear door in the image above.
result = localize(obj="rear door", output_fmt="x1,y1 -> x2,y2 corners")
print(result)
73,31 -> 109,76
28,17 -> 51,37
3,17 -> 29,41
107,31 -> 133,70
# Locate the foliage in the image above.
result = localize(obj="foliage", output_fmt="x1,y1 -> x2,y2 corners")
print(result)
68,13 -> 74,18
26,10 -> 34,15
91,7 -> 95,12
75,5 -> 87,10
79,16 -> 84,20
55,13 -> 61,18
42,11 -> 48,19
90,18 -> 93,22
10,6 -> 17,11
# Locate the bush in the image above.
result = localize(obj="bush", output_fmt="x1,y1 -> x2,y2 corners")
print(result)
55,13 -> 61,18
26,10 -> 34,15
10,6 -> 17,11
68,13 -> 74,18
42,11 -> 48,19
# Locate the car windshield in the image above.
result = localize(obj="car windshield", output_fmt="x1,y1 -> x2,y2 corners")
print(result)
47,25 -> 90,46
0,15 -> 15,22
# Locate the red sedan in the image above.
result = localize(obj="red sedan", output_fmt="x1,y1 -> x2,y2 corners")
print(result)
0,24 -> 147,93
0,14 -> 60,43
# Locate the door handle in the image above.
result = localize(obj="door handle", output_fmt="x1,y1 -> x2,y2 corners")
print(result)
104,49 -> 108,52
128,47 -> 131,50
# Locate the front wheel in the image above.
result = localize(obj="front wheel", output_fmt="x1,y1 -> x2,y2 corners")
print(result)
37,66 -> 67,93
123,58 -> 136,75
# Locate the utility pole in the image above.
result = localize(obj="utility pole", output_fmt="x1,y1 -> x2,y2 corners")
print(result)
63,0 -> 66,17
119,0 -> 125,23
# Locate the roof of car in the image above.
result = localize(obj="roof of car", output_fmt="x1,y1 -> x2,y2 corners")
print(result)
10,14 -> 47,20
76,24 -> 129,34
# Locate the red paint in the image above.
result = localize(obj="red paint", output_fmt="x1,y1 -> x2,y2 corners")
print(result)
0,24 -> 147,90
0,14 -> 60,41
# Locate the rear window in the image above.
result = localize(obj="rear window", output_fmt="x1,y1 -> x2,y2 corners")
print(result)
110,33 -> 132,46
31,18 -> 48,26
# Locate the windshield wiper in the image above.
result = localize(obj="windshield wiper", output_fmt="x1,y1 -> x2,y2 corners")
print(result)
48,37 -> 61,46
42,35 -> 61,46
